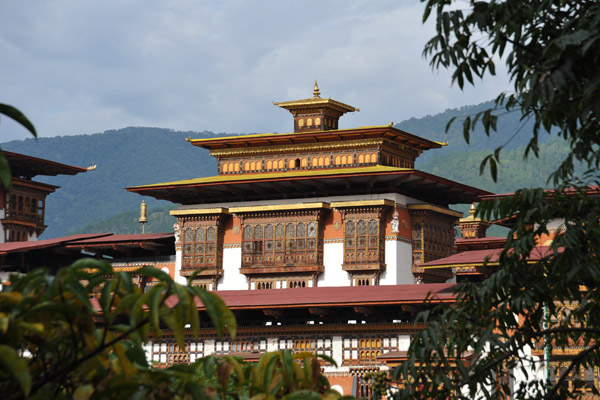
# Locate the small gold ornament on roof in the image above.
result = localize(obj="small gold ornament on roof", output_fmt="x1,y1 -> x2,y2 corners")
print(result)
139,200 -> 148,233
313,80 -> 321,98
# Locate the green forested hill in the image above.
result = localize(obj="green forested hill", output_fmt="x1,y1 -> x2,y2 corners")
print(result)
1,102 -> 569,238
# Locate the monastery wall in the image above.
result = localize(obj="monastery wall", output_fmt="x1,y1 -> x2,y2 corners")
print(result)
171,192 -> 460,290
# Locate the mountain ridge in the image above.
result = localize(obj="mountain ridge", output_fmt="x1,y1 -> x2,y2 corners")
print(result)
1,102 -> 566,238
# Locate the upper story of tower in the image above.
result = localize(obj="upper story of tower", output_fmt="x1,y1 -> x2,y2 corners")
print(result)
273,81 -> 359,133
188,84 -> 445,176
128,84 -> 488,207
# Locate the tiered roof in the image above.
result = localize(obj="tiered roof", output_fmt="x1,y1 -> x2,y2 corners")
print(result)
128,86 -> 491,206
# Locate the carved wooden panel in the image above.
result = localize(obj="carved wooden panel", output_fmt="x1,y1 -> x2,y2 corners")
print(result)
239,209 -> 325,275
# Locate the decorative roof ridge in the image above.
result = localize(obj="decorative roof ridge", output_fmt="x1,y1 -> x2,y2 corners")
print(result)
188,124 -> 398,143
272,97 -> 360,112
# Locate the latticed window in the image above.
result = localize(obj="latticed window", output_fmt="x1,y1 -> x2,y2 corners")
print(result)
182,225 -> 217,269
344,219 -> 381,265
242,221 -> 318,267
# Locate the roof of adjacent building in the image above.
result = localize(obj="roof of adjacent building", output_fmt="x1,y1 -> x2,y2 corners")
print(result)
0,233 -> 111,255
455,236 -> 507,251
4,151 -> 88,178
0,233 -> 174,257
128,166 -> 492,206
66,232 -> 173,245
420,245 -> 558,269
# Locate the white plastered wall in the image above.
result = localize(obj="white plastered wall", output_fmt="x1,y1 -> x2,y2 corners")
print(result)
380,239 -> 413,285
218,247 -> 247,290
174,249 -> 183,282
319,241 -> 350,287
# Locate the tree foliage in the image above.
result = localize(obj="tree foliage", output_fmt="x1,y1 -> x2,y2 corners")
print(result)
0,260 -> 348,400
379,1 -> 600,399
422,0 -> 600,183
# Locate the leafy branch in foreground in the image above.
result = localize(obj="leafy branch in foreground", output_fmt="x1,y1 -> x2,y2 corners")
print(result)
0,103 -> 37,189
0,258 -> 236,399
0,259 -> 351,400
422,0 -> 600,184
387,185 -> 600,400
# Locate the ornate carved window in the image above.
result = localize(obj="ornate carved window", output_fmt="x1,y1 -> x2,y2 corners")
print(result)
334,201 -> 393,285
408,204 -> 461,283
183,225 -> 217,269
238,207 -> 326,280
178,213 -> 226,278
344,219 -> 381,265
242,220 -> 319,267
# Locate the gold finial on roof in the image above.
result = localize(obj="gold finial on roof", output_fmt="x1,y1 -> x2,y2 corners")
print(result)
313,80 -> 321,98
139,200 -> 148,233
469,203 -> 476,216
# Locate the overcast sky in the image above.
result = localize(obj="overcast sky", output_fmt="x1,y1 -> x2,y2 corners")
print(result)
0,1 -> 511,142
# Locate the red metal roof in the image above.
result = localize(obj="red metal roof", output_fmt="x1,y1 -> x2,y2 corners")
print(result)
421,245 -> 558,268
0,233 -> 174,255
196,283 -> 456,310
0,233 -> 111,254
89,284 -> 455,314
67,233 -> 173,245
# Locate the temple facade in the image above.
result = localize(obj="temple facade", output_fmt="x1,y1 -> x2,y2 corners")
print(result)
129,83 -> 488,292
126,84 -> 491,395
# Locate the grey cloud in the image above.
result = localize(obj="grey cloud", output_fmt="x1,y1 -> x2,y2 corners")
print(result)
0,0 -> 510,142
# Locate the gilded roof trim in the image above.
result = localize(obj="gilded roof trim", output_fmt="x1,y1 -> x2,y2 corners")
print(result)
407,204 -> 464,218
129,166 -> 409,189
330,199 -> 395,208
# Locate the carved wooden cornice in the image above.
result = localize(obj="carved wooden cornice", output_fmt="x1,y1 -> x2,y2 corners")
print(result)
342,263 -> 386,272
210,138 -> 383,158
239,264 -> 324,276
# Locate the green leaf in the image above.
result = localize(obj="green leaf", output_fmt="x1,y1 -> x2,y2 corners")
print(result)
0,344 -> 31,395
65,280 -> 93,309
148,284 -> 165,334
0,103 -> 37,137
136,265 -> 173,283
196,288 -> 237,339
0,149 -> 12,189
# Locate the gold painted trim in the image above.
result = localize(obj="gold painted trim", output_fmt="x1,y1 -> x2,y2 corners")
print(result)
420,262 -> 500,270
421,259 -> 544,270
273,97 -> 359,112
131,166 -> 409,189
330,199 -> 394,208
229,202 -> 330,213
407,204 -> 463,218
211,138 -> 384,157
190,125 -> 396,144
170,208 -> 230,216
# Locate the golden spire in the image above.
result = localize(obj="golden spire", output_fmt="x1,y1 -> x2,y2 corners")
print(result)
313,80 -> 321,98
139,200 -> 148,233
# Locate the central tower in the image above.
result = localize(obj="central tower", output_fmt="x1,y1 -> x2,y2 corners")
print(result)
273,81 -> 359,132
